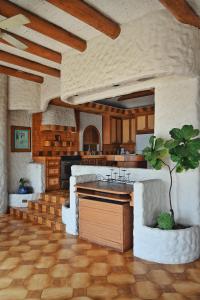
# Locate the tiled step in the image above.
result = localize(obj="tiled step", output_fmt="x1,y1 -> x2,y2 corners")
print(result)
10,207 -> 65,232
42,193 -> 68,205
28,200 -> 62,217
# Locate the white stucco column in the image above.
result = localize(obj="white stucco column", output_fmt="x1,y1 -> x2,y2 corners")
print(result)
0,74 -> 8,214
155,76 -> 200,225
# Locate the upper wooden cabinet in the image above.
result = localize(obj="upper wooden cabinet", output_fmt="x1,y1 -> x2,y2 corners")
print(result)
122,118 -> 136,144
111,117 -> 122,144
136,113 -> 154,134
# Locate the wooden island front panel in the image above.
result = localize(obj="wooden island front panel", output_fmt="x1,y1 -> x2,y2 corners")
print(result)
76,181 -> 133,252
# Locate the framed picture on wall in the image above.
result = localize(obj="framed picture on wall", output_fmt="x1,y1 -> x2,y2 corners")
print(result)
11,126 -> 31,152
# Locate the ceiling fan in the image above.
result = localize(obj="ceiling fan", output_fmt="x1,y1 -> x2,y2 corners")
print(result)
0,14 -> 30,50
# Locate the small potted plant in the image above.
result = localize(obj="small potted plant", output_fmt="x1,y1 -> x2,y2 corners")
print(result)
140,124 -> 200,263
18,178 -> 32,194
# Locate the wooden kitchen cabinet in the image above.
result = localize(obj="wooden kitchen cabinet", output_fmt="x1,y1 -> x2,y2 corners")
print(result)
136,113 -> 154,133
111,117 -> 122,144
122,118 -> 136,144
33,157 -> 60,191
79,198 -> 132,251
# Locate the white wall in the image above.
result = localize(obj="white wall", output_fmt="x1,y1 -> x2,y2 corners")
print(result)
79,112 -> 102,151
8,110 -> 32,193
0,74 -> 8,213
154,76 -> 200,225
8,77 -> 41,112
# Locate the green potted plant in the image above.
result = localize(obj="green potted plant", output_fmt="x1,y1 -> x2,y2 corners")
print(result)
143,124 -> 200,229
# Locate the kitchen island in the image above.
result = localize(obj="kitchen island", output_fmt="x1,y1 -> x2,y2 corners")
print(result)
76,181 -> 133,252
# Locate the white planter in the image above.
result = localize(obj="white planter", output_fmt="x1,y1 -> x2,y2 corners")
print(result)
134,225 -> 200,264
9,193 -> 39,208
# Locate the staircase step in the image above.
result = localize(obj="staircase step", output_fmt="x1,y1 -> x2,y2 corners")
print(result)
28,200 -> 62,217
42,192 -> 68,205
10,207 -> 65,232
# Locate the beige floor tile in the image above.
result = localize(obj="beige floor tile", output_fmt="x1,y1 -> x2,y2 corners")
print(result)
87,284 -> 118,299
70,255 -> 91,268
1,239 -> 19,247
159,292 -> 188,300
28,239 -> 49,246
71,297 -> 93,300
127,261 -> 149,275
0,251 -> 8,261
87,249 -> 108,257
187,268 -> 200,283
164,265 -> 186,274
19,234 -> 37,242
108,253 -> 125,266
108,273 -> 135,285
9,265 -> 34,279
72,243 -> 92,251
35,256 -> 55,269
71,272 -> 91,288
0,277 -> 13,289
57,249 -> 74,259
42,244 -> 58,253
26,274 -> 50,291
9,245 -> 31,252
0,257 -> 20,270
41,287 -> 73,299
135,281 -> 161,299
21,250 -> 41,261
89,262 -> 110,276
148,270 -> 173,285
173,281 -> 200,296
0,287 -> 27,300
51,264 -> 71,278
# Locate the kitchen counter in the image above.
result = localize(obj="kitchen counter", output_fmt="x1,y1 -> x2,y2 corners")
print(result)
81,154 -> 145,162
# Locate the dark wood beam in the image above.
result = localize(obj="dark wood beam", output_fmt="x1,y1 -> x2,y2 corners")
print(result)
0,64 -> 43,83
0,0 -> 86,51
47,0 -> 120,39
0,30 -> 61,63
0,50 -> 60,77
159,0 -> 200,28
118,89 -> 154,101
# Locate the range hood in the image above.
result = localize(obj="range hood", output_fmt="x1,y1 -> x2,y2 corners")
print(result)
42,105 -> 76,128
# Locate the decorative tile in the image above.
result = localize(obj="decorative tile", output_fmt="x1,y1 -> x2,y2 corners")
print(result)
26,274 -> 50,291
89,262 -> 110,276
51,264 -> 71,278
41,287 -> 73,299
135,281 -> 161,299
71,273 -> 91,288
87,284 -> 118,298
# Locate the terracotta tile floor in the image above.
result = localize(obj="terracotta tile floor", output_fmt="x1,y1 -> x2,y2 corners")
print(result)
0,215 -> 200,300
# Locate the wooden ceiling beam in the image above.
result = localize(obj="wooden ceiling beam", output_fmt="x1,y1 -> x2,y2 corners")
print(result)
0,50 -> 60,77
118,89 -> 154,101
47,0 -> 120,39
0,0 -> 86,52
159,0 -> 200,28
0,30 -> 61,63
0,64 -> 43,83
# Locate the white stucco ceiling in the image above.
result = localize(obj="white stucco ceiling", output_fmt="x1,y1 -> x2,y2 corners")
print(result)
0,0 -> 200,81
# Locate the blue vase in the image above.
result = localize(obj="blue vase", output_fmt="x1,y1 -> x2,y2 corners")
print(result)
18,186 -> 29,194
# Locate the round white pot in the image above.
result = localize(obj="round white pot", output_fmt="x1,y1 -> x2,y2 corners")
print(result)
135,225 -> 200,264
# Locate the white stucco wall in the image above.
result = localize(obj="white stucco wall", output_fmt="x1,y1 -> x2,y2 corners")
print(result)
79,112 -> 102,151
8,110 -> 32,193
61,10 -> 200,103
40,76 -> 60,111
0,74 -> 8,213
8,77 -> 41,112
154,77 -> 200,225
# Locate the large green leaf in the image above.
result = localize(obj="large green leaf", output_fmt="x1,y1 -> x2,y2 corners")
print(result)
169,128 -> 182,140
181,125 -> 199,140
